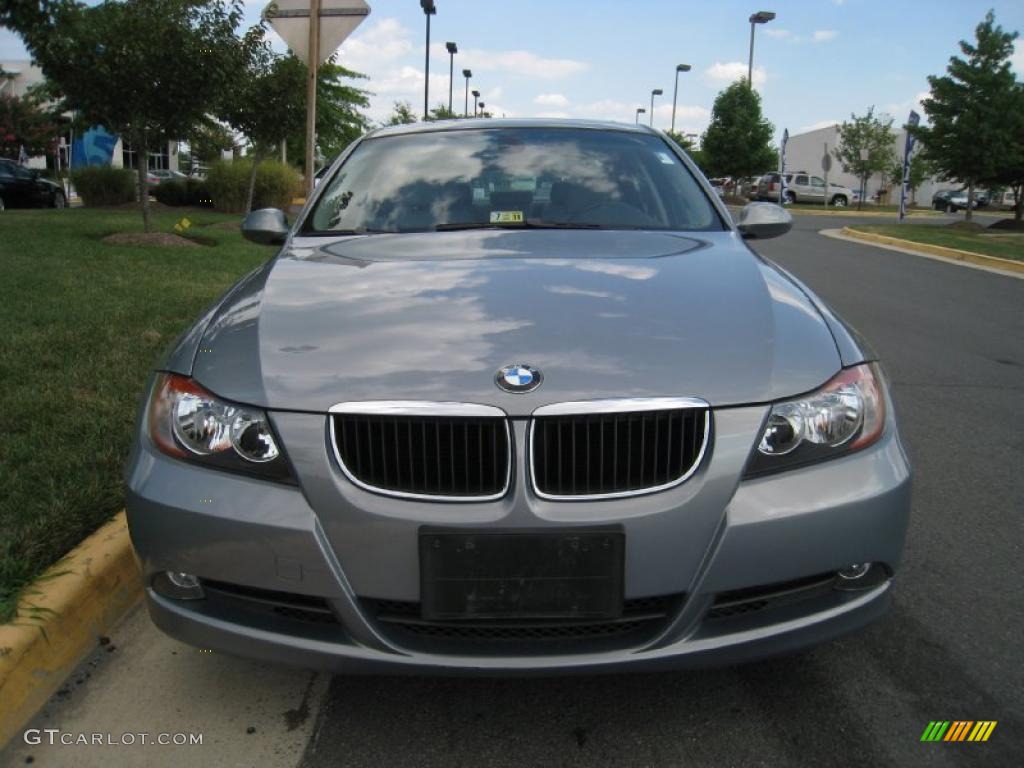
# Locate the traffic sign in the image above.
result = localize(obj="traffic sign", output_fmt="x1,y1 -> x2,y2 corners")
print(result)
821,153 -> 832,172
264,0 -> 370,67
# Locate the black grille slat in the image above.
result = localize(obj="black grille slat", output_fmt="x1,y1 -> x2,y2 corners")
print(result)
334,414 -> 508,498
533,408 -> 707,497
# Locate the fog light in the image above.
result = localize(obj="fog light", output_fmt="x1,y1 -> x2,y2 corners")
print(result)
152,570 -> 205,600
837,563 -> 872,580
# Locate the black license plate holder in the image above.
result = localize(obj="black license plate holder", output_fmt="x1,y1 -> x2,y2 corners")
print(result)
419,528 -> 624,621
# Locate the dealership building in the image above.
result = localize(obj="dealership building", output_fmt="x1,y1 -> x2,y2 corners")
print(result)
783,123 -> 947,207
2,59 -> 180,172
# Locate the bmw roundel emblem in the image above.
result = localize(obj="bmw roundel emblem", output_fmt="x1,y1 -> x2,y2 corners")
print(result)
495,363 -> 543,393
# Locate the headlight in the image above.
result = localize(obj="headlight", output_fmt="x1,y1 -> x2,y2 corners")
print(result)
745,363 -> 887,477
147,373 -> 294,482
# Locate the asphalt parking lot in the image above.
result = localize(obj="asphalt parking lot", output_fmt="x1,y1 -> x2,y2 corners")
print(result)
4,212 -> 1021,768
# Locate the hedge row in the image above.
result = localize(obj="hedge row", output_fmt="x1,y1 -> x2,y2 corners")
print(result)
69,166 -> 135,206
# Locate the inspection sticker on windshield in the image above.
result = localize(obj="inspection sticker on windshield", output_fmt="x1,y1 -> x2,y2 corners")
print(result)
655,151 -> 676,164
490,210 -> 524,224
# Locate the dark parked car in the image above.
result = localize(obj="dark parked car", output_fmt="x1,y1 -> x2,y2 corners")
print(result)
0,159 -> 66,210
932,188 -> 986,212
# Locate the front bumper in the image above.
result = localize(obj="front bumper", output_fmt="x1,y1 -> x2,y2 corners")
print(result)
125,404 -> 911,673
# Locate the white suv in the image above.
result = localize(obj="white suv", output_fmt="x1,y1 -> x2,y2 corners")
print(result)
784,172 -> 854,207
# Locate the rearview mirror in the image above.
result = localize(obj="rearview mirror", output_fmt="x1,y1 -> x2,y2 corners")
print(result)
736,202 -> 792,240
241,208 -> 290,245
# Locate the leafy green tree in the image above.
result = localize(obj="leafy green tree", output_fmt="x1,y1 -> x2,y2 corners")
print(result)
188,118 -> 237,169
385,100 -> 418,126
428,103 -> 458,120
994,84 -> 1024,222
911,11 -> 1019,221
700,81 -> 775,180
221,28 -> 306,212
834,107 -> 896,210
0,91 -> 61,160
887,154 -> 931,206
7,0 -> 246,232
284,60 -> 371,170
665,130 -> 707,173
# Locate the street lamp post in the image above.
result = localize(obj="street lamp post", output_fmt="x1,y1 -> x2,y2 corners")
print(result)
462,69 -> 472,117
670,64 -> 691,133
747,10 -> 775,88
635,107 -> 646,124
445,42 -> 457,115
478,101 -> 485,117
421,0 -> 437,119
472,89 -> 480,116
649,89 -> 663,128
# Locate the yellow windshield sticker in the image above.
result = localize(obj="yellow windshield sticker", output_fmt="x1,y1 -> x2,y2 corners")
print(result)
490,210 -> 524,224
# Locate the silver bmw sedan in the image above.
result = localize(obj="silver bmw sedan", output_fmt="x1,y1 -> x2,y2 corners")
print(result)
125,119 -> 911,673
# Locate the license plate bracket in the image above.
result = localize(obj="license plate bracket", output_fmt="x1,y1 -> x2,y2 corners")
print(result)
419,528 -> 625,621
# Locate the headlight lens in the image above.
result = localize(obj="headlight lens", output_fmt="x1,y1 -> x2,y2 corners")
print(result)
148,373 -> 294,482
746,363 -> 886,476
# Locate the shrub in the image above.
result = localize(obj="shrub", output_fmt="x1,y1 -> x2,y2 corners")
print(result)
153,179 -> 188,206
69,166 -> 135,206
204,158 -> 301,213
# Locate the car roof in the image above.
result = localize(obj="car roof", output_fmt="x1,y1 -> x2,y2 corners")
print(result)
367,117 -> 659,139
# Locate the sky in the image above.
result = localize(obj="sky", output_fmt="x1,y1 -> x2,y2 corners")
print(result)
3,0 -> 1024,143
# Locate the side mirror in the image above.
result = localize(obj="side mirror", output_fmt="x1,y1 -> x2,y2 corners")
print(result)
242,208 -> 290,245
736,202 -> 792,240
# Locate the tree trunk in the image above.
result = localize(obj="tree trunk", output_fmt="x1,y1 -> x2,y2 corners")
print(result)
965,180 -> 974,223
135,131 -> 152,233
245,151 -> 264,214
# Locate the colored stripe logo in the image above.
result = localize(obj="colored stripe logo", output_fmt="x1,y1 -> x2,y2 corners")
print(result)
921,721 -> 997,742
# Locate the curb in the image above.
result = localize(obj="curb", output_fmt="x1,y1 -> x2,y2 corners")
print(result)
0,512 -> 142,748
838,227 -> 1024,276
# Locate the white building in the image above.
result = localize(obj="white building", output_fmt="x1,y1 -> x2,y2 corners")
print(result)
783,123 -> 945,207
2,59 -> 178,172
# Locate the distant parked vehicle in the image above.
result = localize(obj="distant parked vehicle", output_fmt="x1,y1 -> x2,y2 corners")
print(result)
932,189 -> 977,212
0,159 -> 67,210
149,169 -> 188,185
752,171 -> 853,207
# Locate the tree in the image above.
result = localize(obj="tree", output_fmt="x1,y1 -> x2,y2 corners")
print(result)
700,81 -> 775,180
994,84 -> 1024,222
284,60 -> 370,169
8,0 -> 246,232
834,107 -> 896,210
887,154 -> 930,206
0,91 -> 61,160
188,118 -> 237,169
221,29 -> 306,212
665,130 -> 707,173
428,103 -> 457,120
911,11 -> 1019,221
385,100 -> 418,126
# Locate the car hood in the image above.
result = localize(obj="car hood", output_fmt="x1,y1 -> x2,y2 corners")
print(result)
191,229 -> 841,415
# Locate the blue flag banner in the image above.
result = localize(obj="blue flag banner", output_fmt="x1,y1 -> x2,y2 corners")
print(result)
779,128 -> 789,205
899,111 -> 920,222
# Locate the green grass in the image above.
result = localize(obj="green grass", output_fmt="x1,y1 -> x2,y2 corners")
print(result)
786,203 -> 940,215
0,207 -> 274,623
850,224 -> 1024,262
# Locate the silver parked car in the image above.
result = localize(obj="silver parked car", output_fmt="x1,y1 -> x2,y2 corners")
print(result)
126,120 -> 911,673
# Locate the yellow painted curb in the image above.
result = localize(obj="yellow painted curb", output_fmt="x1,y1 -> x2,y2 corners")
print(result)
0,512 -> 142,748
840,227 -> 1024,275
790,207 -> 941,218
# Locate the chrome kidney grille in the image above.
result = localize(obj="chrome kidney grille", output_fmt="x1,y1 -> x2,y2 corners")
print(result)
329,399 -> 709,501
530,399 -> 710,500
330,403 -> 511,501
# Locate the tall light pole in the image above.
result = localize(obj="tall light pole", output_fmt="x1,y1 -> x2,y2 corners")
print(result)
462,68 -> 472,117
635,107 -> 646,124
421,0 -> 436,119
472,89 -> 480,116
444,42 -> 457,115
649,88 -> 663,128
670,64 -> 691,133
477,101 -> 485,117
747,10 -> 775,88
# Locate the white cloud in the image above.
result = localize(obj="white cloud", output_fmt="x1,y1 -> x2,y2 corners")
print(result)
813,30 -> 838,42
570,99 -> 633,122
764,29 -> 793,39
534,111 -> 571,119
1012,43 -> 1024,73
535,93 -> 569,107
704,61 -> 766,88
336,18 -> 414,69
428,43 -> 588,80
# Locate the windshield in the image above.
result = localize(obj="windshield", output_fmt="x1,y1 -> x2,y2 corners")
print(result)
305,127 -> 723,234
